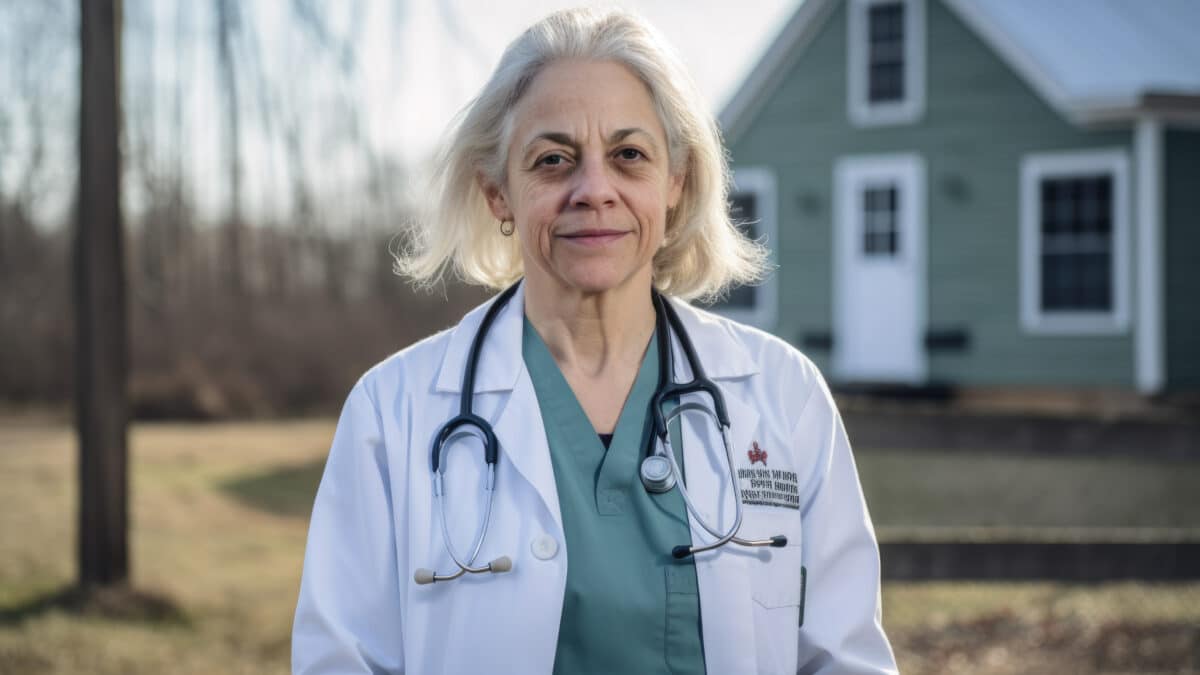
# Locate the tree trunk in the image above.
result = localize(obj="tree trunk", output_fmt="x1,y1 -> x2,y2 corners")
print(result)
75,0 -> 129,587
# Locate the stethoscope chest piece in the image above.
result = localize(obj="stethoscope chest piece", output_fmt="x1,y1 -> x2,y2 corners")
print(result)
639,454 -> 676,493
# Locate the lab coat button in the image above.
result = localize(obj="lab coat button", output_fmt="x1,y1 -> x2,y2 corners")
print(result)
531,534 -> 559,560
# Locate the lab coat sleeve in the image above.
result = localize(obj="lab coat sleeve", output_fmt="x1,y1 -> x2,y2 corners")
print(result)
792,366 -> 897,674
292,380 -> 405,674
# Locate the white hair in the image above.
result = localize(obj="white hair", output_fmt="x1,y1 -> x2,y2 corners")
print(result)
395,6 -> 769,302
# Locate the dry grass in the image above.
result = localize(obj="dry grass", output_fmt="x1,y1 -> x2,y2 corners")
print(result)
1,417 -> 1198,674
0,417 -> 331,675
857,448 -> 1200,529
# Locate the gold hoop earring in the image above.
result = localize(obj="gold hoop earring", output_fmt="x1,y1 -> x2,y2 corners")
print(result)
499,220 -> 514,236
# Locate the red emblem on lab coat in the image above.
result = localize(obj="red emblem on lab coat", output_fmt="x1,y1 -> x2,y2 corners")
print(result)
748,441 -> 767,466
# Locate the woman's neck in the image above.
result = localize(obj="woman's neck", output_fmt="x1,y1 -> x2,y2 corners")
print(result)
522,274 -> 656,378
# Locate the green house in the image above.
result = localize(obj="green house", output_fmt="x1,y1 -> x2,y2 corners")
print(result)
712,0 -> 1200,396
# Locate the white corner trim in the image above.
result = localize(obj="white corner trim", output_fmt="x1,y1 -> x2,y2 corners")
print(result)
1135,117 -> 1165,394
708,166 -> 779,331
1019,148 -> 1132,336
847,0 -> 926,127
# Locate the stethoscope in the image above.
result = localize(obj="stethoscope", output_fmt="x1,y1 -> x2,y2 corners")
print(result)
414,281 -> 786,586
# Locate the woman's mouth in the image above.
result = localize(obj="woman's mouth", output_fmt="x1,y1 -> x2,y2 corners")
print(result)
558,229 -> 630,247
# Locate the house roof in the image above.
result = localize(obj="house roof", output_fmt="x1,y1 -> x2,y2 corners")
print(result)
944,0 -> 1200,123
720,0 -> 1200,139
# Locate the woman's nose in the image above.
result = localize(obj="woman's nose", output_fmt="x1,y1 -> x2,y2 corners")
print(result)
570,155 -> 618,209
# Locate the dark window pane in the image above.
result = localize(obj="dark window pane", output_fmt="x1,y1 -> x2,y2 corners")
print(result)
862,185 -> 898,258
1038,174 -> 1114,312
1079,253 -> 1112,310
869,4 -> 903,41
869,64 -> 904,102
708,191 -> 759,309
867,3 -> 905,103
730,193 -> 757,223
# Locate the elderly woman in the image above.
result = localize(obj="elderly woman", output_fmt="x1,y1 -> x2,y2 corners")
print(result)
293,8 -> 896,674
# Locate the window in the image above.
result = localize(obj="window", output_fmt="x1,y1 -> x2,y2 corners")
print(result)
862,185 -> 899,256
848,0 -> 925,126
703,167 -> 778,329
1020,150 -> 1130,335
1040,176 -> 1112,311
867,4 -> 905,103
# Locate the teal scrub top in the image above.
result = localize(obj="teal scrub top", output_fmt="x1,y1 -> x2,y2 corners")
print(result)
522,317 -> 706,675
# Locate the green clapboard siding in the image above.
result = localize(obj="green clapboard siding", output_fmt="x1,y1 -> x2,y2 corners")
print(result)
1165,130 -> 1200,390
726,0 -> 1135,386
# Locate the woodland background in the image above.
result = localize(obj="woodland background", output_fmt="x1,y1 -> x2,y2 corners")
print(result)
1,0 -> 485,420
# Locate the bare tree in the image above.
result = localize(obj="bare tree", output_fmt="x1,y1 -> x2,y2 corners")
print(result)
215,0 -> 244,297
76,0 -> 128,586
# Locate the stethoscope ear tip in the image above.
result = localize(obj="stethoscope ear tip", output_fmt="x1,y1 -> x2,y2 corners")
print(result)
488,556 -> 513,573
671,545 -> 693,560
770,535 -> 788,547
414,569 -> 436,585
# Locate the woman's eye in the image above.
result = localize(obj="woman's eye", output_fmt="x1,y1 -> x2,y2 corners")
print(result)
617,148 -> 644,161
538,154 -> 566,167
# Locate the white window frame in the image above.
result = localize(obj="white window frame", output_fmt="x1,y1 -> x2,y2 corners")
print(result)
708,167 -> 778,330
847,0 -> 926,127
1019,149 -> 1131,335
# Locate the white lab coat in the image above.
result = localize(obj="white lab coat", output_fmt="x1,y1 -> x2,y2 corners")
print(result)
292,285 -> 897,674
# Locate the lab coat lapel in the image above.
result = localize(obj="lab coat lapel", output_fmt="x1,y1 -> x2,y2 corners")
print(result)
667,304 -> 762,674
491,369 -> 562,534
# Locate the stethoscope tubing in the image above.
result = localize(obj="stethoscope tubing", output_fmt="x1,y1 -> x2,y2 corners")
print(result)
655,403 -> 786,558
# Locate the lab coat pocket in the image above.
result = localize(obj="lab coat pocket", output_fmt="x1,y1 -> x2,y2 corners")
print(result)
749,544 -> 805,674
751,544 -> 804,609
741,507 -> 804,601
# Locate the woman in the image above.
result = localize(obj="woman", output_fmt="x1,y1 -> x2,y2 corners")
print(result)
293,8 -> 896,674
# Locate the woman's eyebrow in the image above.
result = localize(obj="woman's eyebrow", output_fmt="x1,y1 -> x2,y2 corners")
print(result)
522,132 -> 577,162
521,128 -> 659,161
610,128 -> 659,153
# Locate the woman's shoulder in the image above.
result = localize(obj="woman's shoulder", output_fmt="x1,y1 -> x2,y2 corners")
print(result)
670,300 -> 823,390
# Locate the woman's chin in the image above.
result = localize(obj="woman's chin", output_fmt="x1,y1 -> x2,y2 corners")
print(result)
552,265 -> 645,297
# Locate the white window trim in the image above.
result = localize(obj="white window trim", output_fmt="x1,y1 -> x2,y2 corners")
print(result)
847,0 -> 926,127
708,167 -> 778,331
1019,149 -> 1131,336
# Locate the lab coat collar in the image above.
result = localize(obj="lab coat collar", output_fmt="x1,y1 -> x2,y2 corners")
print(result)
433,284 -> 760,394
664,297 -> 760,383
433,283 -> 527,394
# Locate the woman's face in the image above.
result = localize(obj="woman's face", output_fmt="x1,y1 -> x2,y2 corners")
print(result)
483,59 -> 684,298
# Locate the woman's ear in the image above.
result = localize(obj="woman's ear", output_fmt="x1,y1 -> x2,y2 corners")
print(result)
667,170 -> 685,211
478,173 -> 512,222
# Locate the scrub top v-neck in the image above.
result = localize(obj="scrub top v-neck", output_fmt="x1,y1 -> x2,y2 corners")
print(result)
521,316 -> 706,675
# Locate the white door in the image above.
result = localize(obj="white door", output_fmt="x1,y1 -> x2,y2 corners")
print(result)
833,154 -> 926,383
